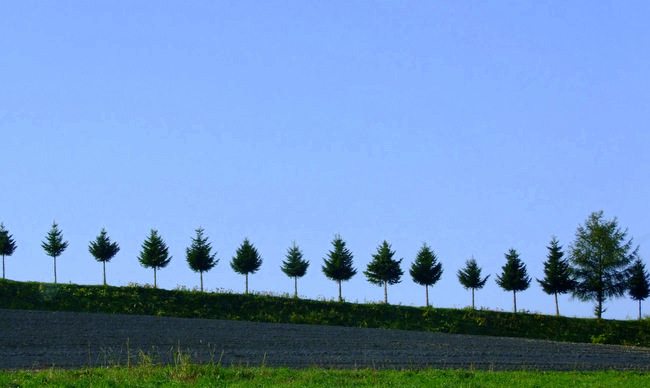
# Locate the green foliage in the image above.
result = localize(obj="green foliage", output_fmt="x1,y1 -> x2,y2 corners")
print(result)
496,248 -> 531,313
457,257 -> 490,309
230,238 -> 262,294
0,222 -> 17,280
185,227 -> 218,292
409,242 -> 443,307
88,228 -> 120,286
364,240 -> 403,304
280,241 -> 309,297
137,229 -> 172,288
628,259 -> 650,320
41,221 -> 68,284
569,211 -> 638,319
537,237 -> 575,316
322,234 -> 357,302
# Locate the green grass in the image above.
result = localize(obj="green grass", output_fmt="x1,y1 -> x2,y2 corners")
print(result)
1,365 -> 648,387
1,278 -> 649,347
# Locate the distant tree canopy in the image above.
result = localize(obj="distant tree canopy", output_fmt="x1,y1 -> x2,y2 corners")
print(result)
0,223 -> 17,280
137,229 -> 172,288
280,241 -> 309,298
364,240 -> 403,304
186,227 -> 218,292
322,234 -> 357,302
457,257 -> 489,309
628,259 -> 650,320
570,211 -> 637,319
230,238 -> 263,294
41,221 -> 68,284
88,228 -> 120,286
409,242 -> 443,307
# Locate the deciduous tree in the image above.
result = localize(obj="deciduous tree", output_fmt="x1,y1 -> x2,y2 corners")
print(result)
230,238 -> 262,294
280,241 -> 309,298
88,228 -> 120,286
457,256 -> 489,309
0,223 -> 17,280
536,237 -> 575,316
409,242 -> 443,307
322,234 -> 357,302
364,240 -> 403,304
41,221 -> 68,284
186,227 -> 218,292
628,259 -> 650,320
138,229 -> 172,288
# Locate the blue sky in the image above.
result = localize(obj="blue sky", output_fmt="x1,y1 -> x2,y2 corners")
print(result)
2,1 -> 649,319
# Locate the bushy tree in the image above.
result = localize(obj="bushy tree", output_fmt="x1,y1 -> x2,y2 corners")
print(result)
496,248 -> 531,313
628,259 -> 650,320
0,223 -> 17,280
364,240 -> 403,304
137,229 -> 172,288
322,234 -> 357,302
569,211 -> 638,319
88,228 -> 120,286
186,227 -> 218,292
457,256 -> 489,309
41,221 -> 68,284
537,237 -> 575,316
409,242 -> 443,307
230,238 -> 263,294
280,241 -> 309,297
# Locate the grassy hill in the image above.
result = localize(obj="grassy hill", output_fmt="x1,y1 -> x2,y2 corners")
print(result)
1,279 -> 648,347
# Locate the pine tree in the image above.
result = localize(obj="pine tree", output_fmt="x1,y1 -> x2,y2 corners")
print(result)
88,228 -> 120,286
569,211 -> 638,319
457,256 -> 490,309
536,237 -> 575,316
628,259 -> 650,320
0,223 -> 17,280
364,240 -> 403,304
230,238 -> 263,294
409,242 -> 443,307
137,229 -> 172,288
186,227 -> 218,292
280,241 -> 309,298
496,248 -> 531,313
41,221 -> 68,284
322,234 -> 357,302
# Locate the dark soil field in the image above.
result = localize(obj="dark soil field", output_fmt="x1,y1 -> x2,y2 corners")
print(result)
1,309 -> 649,371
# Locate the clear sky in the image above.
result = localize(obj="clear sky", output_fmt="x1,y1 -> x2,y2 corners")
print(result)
2,1 -> 649,320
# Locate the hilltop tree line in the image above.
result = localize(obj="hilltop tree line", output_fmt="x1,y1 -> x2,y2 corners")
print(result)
1,211 -> 648,319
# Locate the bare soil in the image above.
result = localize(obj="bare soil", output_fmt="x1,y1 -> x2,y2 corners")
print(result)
1,309 -> 649,371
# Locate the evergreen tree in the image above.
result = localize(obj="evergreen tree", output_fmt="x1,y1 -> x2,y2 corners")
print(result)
280,241 -> 309,298
88,228 -> 120,286
628,259 -> 650,320
137,229 -> 172,288
536,237 -> 575,316
569,211 -> 638,319
322,234 -> 357,302
457,256 -> 489,309
364,240 -> 403,304
186,227 -> 218,292
496,248 -> 531,313
230,238 -> 263,294
0,223 -> 17,280
409,242 -> 443,307
41,221 -> 68,284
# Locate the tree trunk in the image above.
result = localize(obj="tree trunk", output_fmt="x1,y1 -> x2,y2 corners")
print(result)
425,285 -> 429,308
245,273 -> 249,294
597,295 -> 603,319
640,300 -> 642,320
384,281 -> 388,304
54,256 -> 57,284
294,276 -> 298,298
2,254 -> 5,279
200,271 -> 203,292
153,267 -> 157,288
513,290 -> 517,313
471,288 -> 475,309
554,292 -> 559,316
338,280 -> 342,302
103,261 -> 106,286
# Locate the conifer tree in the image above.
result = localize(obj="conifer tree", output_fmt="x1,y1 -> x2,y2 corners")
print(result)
628,259 -> 650,320
536,237 -> 575,316
0,223 -> 17,280
230,238 -> 263,294
137,229 -> 172,288
322,234 -> 357,302
280,241 -> 309,297
570,211 -> 638,319
496,248 -> 531,313
457,256 -> 489,309
186,227 -> 218,292
364,240 -> 403,304
88,228 -> 120,286
409,242 -> 443,307
41,221 -> 68,284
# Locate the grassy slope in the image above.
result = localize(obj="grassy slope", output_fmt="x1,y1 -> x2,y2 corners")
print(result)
1,279 -> 649,347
